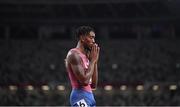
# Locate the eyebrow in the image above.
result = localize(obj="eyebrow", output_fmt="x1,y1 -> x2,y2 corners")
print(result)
90,35 -> 95,38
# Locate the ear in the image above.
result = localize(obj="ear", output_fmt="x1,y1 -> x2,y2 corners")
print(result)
80,36 -> 84,42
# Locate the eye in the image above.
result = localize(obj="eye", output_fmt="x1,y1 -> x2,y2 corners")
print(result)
90,36 -> 94,39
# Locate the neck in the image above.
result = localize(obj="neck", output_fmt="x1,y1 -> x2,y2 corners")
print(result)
76,41 -> 87,55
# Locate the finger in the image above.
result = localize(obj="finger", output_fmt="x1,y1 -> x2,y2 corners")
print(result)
96,43 -> 98,47
96,47 -> 100,61
95,44 -> 98,53
92,43 -> 96,51
97,47 -> 100,57
93,44 -> 97,54
97,47 -> 100,55
93,43 -> 97,51
91,45 -> 95,53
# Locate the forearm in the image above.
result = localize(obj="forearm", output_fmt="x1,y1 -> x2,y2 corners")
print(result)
84,61 -> 96,84
91,63 -> 98,89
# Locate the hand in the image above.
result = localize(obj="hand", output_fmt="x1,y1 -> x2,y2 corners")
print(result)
89,43 -> 100,63
95,43 -> 100,63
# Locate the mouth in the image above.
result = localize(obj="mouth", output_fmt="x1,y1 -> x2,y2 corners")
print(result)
90,43 -> 94,47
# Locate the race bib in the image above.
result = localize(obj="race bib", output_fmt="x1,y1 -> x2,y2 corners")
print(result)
76,99 -> 88,107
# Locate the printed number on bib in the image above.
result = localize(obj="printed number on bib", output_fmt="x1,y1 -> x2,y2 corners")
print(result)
76,99 -> 88,107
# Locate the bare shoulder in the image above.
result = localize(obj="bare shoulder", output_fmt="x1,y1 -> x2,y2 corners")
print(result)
66,49 -> 81,65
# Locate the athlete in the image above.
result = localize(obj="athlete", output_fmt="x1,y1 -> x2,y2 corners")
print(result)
65,26 -> 100,106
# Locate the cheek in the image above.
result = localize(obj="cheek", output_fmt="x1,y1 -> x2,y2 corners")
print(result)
85,38 -> 91,43
84,39 -> 92,47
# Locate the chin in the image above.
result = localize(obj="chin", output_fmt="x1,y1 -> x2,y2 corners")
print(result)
86,47 -> 92,51
85,46 -> 92,51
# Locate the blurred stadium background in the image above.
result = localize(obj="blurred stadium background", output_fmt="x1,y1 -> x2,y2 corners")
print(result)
0,0 -> 180,106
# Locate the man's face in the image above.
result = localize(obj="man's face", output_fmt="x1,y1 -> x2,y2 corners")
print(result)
81,31 -> 95,51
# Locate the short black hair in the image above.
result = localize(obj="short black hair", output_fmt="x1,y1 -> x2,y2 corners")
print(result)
75,26 -> 95,41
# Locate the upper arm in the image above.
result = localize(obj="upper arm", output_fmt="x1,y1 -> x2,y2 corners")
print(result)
67,51 -> 88,85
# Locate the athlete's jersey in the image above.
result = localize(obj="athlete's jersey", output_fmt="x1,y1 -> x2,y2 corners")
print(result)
66,48 -> 92,92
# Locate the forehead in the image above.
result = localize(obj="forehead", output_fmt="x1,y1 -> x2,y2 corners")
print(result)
88,31 -> 95,37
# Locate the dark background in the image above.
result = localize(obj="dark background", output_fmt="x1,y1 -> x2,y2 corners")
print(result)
0,0 -> 180,106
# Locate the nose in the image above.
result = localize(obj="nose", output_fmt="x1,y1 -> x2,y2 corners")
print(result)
92,39 -> 95,44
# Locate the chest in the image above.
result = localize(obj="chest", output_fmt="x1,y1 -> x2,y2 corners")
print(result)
81,55 -> 89,69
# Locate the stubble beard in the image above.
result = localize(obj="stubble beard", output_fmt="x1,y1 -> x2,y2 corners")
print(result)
84,45 -> 91,52
84,44 -> 92,55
